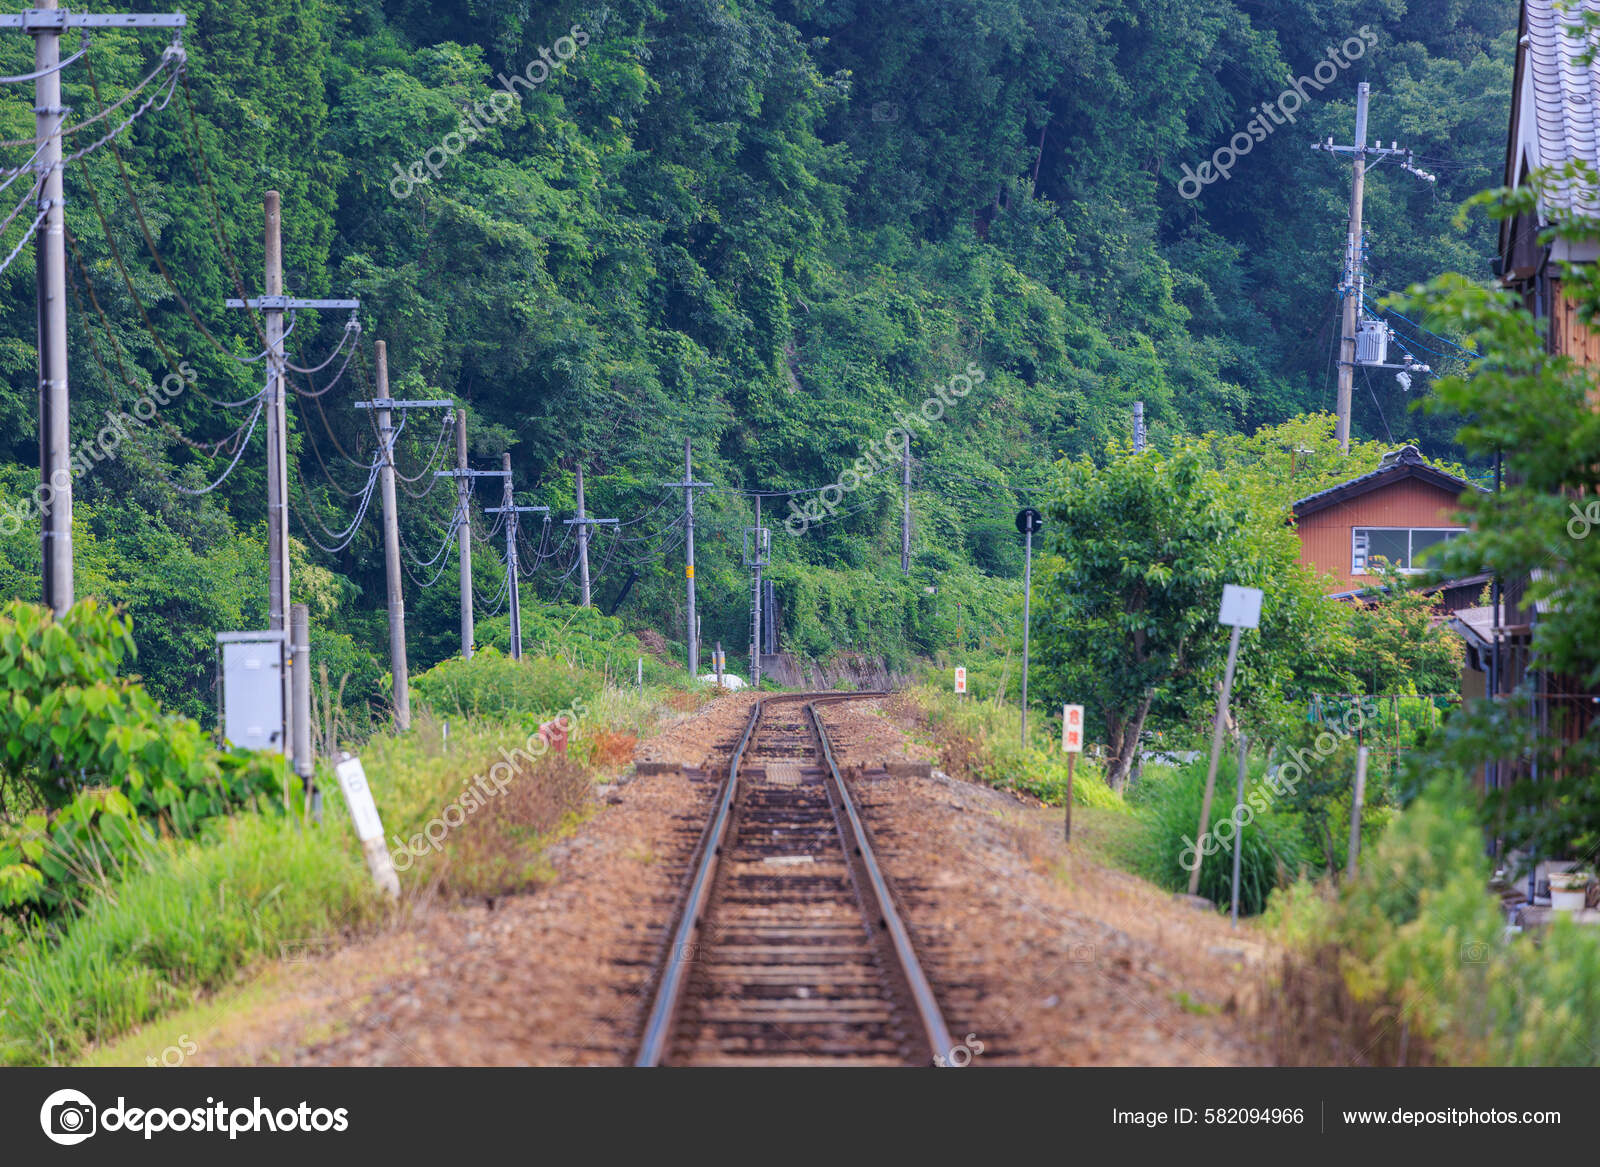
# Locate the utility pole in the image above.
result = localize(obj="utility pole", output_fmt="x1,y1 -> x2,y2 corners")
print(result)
226,193 -> 359,769
1133,401 -> 1146,452
485,453 -> 548,660
352,344 -> 449,731
455,411 -> 473,656
290,603 -> 316,820
434,450 -> 509,658
1313,83 -> 1435,453
900,431 -> 912,574
564,463 -> 618,608
744,496 -> 770,687
4,6 -> 186,614
662,439 -> 711,677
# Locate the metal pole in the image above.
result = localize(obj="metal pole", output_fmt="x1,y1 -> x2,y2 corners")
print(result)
456,408 -> 473,658
1347,745 -> 1370,880
1021,526 -> 1032,747
576,462 -> 591,607
684,439 -> 698,676
901,430 -> 911,574
373,343 -> 411,730
34,0 -> 71,616
1189,624 -> 1243,897
290,602 -> 315,819
1231,734 -> 1247,927
716,640 -> 724,688
752,494 -> 762,688
1133,401 -> 1146,452
501,453 -> 523,659
1064,752 -> 1075,842
1336,82 -> 1369,455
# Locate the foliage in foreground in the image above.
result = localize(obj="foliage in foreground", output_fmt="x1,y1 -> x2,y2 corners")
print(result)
0,600 -> 286,919
1266,775 -> 1600,1066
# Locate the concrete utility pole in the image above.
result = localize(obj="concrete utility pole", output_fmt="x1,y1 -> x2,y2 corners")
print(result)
226,193 -> 359,766
485,453 -> 548,660
1313,83 -> 1435,453
5,5 -> 186,614
662,439 -> 712,677
290,602 -> 316,819
1133,401 -> 1146,452
744,496 -> 770,687
563,464 -> 618,608
353,344 -> 449,731
455,410 -> 473,656
900,431 -> 912,574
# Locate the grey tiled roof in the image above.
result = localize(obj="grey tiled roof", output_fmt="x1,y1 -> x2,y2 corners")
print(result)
1524,0 -> 1600,214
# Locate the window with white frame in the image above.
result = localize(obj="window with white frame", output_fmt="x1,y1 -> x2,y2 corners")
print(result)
1351,527 -> 1462,574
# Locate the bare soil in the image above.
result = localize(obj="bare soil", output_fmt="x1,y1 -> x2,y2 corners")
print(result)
153,690 -> 1265,1067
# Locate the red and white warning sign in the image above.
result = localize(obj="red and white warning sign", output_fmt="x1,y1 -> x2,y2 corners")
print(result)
954,666 -> 967,694
1062,704 -> 1084,753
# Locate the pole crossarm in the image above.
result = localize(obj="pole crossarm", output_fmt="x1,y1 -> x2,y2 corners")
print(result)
564,516 -> 619,526
435,468 -> 508,479
0,11 -> 187,28
486,505 -> 549,515
226,296 -> 360,310
354,399 -> 453,410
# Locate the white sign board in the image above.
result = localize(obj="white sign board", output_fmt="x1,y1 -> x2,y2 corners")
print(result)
1062,704 -> 1085,753
954,666 -> 967,694
334,755 -> 386,843
1218,584 -> 1264,629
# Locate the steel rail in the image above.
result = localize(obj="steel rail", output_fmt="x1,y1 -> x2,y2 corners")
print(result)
634,690 -> 950,1067
808,699 -> 955,1064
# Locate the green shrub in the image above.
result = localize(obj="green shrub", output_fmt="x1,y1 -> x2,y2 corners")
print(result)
0,600 -> 285,919
410,647 -> 600,727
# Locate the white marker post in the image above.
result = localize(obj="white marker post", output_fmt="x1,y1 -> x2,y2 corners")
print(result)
1189,584 -> 1263,898
954,666 -> 967,696
334,754 -> 400,899
1062,703 -> 1084,842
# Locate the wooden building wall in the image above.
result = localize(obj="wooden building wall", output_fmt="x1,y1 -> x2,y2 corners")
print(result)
1296,478 -> 1470,593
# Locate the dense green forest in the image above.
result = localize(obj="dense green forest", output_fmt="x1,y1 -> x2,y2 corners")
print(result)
0,0 -> 1517,722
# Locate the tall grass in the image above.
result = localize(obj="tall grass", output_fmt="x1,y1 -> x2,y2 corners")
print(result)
0,814 -> 379,1065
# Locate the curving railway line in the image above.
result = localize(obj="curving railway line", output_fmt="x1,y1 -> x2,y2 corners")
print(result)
634,692 -> 954,1067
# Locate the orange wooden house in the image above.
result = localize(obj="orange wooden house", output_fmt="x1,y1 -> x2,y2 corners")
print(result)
1291,445 -> 1487,608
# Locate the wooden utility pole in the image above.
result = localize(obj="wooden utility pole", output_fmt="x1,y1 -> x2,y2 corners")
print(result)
663,440 -> 712,677
485,453 -> 548,660
226,194 -> 359,764
353,344 -> 449,730
900,431 -> 912,574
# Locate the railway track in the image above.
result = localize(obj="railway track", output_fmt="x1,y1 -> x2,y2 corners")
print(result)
634,692 -> 954,1066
